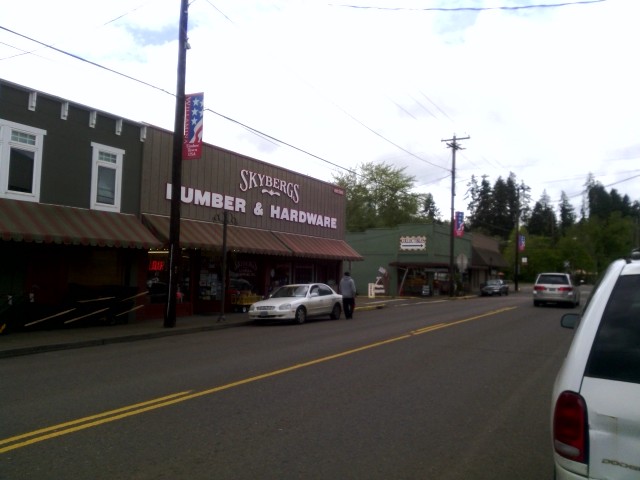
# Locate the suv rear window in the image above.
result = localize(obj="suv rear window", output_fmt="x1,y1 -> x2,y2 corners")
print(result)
585,274 -> 640,384
537,274 -> 569,285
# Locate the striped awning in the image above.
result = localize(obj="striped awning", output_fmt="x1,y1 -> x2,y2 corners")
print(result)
142,214 -> 293,256
273,232 -> 363,261
0,198 -> 162,249
142,214 -> 362,260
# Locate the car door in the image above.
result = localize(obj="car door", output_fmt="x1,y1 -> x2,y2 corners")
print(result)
317,285 -> 335,315
307,284 -> 322,317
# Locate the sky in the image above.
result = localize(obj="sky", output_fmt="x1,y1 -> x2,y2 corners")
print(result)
1,0 -> 639,219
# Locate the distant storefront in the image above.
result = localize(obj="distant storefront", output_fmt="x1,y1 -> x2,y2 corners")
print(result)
346,224 -> 507,298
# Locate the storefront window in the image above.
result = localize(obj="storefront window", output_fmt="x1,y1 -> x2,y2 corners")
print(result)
198,253 -> 222,301
269,263 -> 291,294
294,265 -> 313,284
147,250 -> 190,304
229,257 -> 258,294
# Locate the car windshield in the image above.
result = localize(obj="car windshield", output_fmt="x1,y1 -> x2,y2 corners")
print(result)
271,285 -> 309,298
487,280 -> 500,285
537,274 -> 568,285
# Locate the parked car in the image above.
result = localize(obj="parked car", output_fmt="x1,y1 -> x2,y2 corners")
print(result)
248,283 -> 342,324
551,251 -> 640,479
533,272 -> 581,307
479,279 -> 509,296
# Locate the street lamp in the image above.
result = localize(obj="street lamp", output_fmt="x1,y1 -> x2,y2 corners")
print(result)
212,212 -> 237,322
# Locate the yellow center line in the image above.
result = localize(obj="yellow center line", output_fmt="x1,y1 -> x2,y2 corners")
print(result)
1,306 -> 517,453
0,391 -> 193,453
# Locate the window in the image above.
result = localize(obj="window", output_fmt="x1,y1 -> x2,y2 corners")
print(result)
585,274 -> 640,384
90,142 -> 123,212
0,119 -> 46,202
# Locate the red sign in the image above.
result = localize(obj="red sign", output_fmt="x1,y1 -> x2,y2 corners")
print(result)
149,260 -> 165,272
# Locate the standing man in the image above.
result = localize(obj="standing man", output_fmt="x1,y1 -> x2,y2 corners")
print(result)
339,271 -> 357,319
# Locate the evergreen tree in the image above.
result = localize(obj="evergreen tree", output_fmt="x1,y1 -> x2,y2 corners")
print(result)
492,175 -> 518,239
416,192 -> 442,223
528,190 -> 557,237
466,174 -> 493,234
559,191 -> 576,236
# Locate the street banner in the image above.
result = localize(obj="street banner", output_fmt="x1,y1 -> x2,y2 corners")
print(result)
518,234 -> 526,252
183,92 -> 204,160
454,211 -> 465,238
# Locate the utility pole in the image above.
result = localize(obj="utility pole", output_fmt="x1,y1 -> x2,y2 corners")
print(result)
164,0 -> 189,328
442,134 -> 470,297
514,186 -> 521,293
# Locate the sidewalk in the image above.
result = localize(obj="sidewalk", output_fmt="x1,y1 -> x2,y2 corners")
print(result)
0,297 -> 390,359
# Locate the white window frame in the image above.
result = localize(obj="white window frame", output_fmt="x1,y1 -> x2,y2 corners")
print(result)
0,119 -> 46,202
90,142 -> 124,212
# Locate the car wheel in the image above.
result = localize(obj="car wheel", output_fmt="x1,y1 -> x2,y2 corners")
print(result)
294,306 -> 306,324
330,303 -> 341,320
534,300 -> 540,307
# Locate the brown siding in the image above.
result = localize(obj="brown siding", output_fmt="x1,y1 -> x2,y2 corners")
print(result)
141,127 -> 346,239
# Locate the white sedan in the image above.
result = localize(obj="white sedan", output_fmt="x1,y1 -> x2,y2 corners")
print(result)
248,283 -> 342,324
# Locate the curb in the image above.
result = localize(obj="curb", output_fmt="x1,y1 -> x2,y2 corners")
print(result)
0,303 -> 387,358
0,320 -> 254,359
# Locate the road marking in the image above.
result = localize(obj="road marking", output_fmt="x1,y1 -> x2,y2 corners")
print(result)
1,306 -> 517,453
411,323 -> 448,335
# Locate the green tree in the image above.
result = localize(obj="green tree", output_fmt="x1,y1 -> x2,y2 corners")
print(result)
492,176 -> 515,237
466,172 -> 528,241
332,162 -> 426,231
558,191 -> 576,236
528,191 -> 557,237
416,192 -> 443,223
465,174 -> 493,235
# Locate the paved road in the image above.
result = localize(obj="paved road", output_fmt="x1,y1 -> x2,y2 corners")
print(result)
0,292 -> 577,479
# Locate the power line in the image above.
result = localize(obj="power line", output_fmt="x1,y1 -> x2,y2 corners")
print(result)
330,1 -> 606,13
204,107 -> 357,175
0,25 -> 175,97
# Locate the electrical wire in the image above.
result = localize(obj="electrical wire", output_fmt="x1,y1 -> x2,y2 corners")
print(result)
330,0 -> 606,13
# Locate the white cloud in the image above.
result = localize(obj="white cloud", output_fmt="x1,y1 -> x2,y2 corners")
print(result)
1,0 -> 639,217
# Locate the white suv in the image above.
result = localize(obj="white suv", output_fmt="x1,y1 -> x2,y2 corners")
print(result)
551,251 -> 640,479
533,272 -> 581,307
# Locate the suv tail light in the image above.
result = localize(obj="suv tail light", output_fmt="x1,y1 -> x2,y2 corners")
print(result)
557,287 -> 573,292
553,391 -> 588,463
534,285 -> 546,291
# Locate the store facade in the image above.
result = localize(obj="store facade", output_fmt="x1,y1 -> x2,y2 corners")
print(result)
0,79 -> 360,329
139,126 -> 362,318
0,79 -> 161,331
346,224 -> 507,298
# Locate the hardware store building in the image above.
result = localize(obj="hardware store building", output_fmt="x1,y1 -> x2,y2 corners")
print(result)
0,79 -> 360,328
139,126 -> 362,318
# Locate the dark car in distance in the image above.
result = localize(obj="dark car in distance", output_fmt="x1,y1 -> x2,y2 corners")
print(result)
480,279 -> 509,296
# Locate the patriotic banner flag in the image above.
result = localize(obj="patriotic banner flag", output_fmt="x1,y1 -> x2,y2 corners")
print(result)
454,211 -> 465,238
183,92 -> 204,160
518,234 -> 526,252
